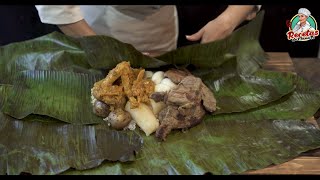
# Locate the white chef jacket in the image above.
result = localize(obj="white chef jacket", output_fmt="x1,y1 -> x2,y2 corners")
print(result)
292,21 -> 315,33
35,5 -> 179,53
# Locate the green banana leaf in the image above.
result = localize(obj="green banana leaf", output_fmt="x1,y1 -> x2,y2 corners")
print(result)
77,35 -> 168,69
62,118 -> 320,175
2,70 -> 104,124
193,57 -> 297,114
0,32 -> 103,84
0,112 -> 143,175
0,85 -> 12,110
76,11 -> 267,72
1,66 -> 296,123
0,51 -> 296,121
2,84 -> 319,176
61,77 -> 320,175
209,91 -> 320,121
0,11 -> 267,86
156,11 -> 267,74
208,77 -> 320,121
0,9 -> 319,176
211,70 -> 297,114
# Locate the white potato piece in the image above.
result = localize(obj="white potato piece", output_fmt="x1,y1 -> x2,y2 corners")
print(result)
125,102 -> 159,136
144,71 -> 154,79
161,78 -> 177,89
151,71 -> 164,84
150,99 -> 166,115
155,83 -> 171,93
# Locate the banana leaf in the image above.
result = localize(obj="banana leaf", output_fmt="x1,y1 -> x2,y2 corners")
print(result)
62,118 -> 320,175
211,70 -> 296,114
193,57 -> 297,114
2,70 -> 104,124
76,11 -> 267,71
208,77 -> 320,121
77,35 -> 168,69
61,75 -> 320,175
209,91 -> 320,121
0,32 -> 103,84
156,11 -> 267,75
1,66 -> 296,123
0,9 -> 319,176
0,11 -> 266,86
0,85 -> 12,110
0,113 -> 143,175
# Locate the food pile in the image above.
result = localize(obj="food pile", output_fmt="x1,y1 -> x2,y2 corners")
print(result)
91,61 -> 217,140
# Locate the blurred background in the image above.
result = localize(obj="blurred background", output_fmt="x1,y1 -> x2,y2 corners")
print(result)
0,5 -> 319,58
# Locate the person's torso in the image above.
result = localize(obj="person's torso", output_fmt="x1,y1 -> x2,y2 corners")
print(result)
79,5 -> 178,53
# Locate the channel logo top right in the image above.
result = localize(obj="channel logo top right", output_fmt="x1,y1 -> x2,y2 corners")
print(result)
286,8 -> 319,42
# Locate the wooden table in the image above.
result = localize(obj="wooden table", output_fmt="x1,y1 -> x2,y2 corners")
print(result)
244,52 -> 320,174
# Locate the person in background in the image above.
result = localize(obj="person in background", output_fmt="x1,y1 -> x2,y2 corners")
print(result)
35,5 -> 260,55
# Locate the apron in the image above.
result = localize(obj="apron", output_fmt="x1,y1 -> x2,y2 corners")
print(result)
79,5 -> 179,53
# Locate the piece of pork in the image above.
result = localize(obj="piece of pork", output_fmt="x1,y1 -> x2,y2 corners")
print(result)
201,83 -> 217,112
156,105 -> 206,140
164,69 -> 191,84
151,75 -> 216,141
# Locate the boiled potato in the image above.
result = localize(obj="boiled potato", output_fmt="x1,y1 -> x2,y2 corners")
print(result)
92,99 -> 110,118
104,108 -> 131,130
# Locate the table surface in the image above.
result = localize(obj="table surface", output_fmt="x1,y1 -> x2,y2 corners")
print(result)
244,52 -> 320,174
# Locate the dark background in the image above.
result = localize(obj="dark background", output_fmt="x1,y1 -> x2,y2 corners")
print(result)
177,5 -> 320,57
0,5 -> 319,58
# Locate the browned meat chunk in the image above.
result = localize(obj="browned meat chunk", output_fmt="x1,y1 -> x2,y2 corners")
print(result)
150,92 -> 166,102
156,105 -> 206,140
154,75 -> 216,141
164,69 -> 191,84
201,83 -> 216,112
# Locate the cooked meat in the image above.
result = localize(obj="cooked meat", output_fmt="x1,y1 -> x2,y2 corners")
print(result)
165,76 -> 202,107
92,61 -> 155,109
156,105 -> 206,140
164,69 -> 191,84
131,69 -> 155,107
200,83 -> 217,112
150,92 -> 166,102
164,69 -> 216,112
155,75 -> 216,141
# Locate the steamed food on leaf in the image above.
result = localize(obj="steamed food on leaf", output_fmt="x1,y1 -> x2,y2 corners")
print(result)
91,61 -> 158,134
91,62 -> 217,140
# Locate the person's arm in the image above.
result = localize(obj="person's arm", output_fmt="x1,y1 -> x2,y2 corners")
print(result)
186,5 -> 260,43
58,20 -> 96,37
35,5 -> 96,37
